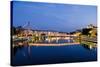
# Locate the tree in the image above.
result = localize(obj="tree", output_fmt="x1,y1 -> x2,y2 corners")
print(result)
12,26 -> 16,35
82,28 -> 92,36
16,26 -> 23,35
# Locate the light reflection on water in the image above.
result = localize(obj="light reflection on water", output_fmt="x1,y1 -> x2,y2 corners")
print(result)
12,44 -> 97,66
37,39 -> 74,44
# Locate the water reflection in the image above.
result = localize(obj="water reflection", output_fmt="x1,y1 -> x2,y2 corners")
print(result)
12,45 -> 97,66
40,39 -> 74,44
12,38 -> 97,66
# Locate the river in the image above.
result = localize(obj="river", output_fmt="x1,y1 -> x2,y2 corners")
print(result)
11,44 -> 97,66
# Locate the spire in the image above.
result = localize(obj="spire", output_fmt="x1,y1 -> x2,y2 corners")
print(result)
23,21 -> 31,30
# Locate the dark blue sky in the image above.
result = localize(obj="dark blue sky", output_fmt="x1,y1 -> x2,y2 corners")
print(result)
12,1 -> 97,32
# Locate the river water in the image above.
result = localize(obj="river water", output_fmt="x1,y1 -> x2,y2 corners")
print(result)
12,44 -> 97,66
